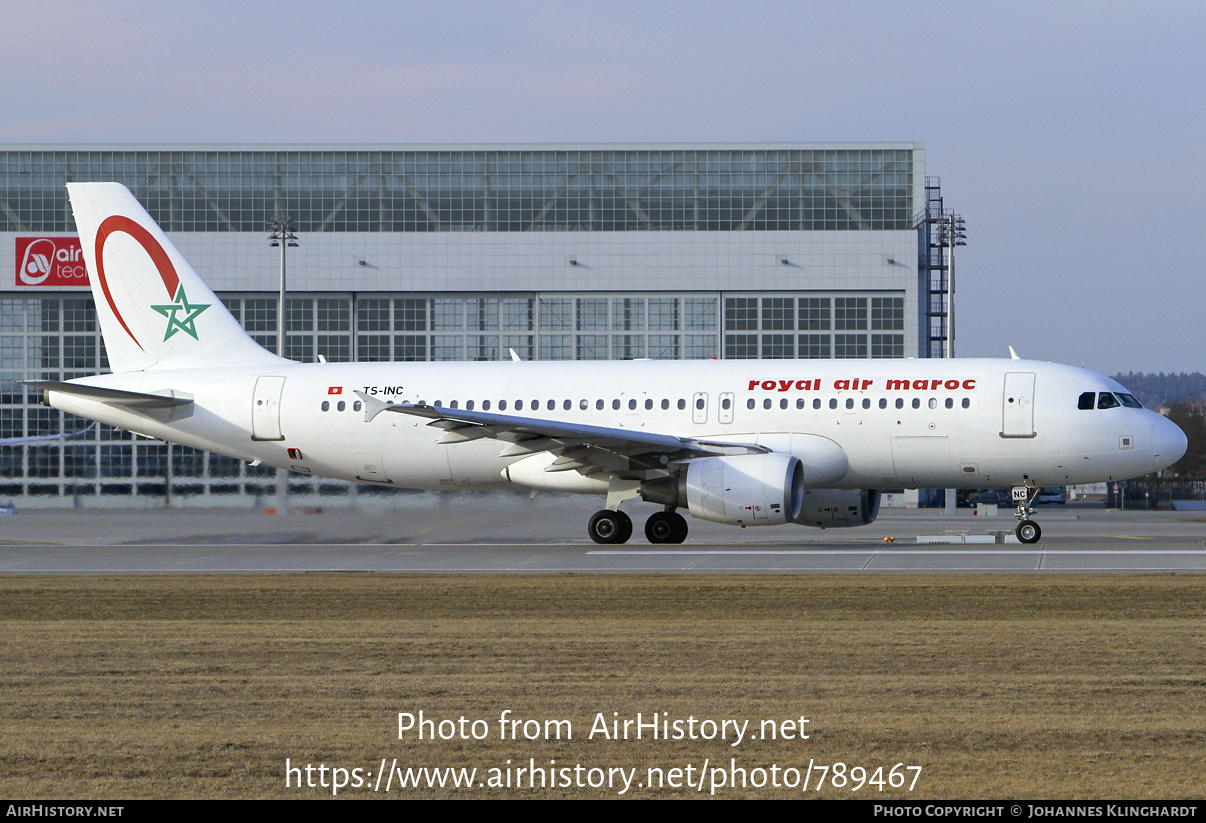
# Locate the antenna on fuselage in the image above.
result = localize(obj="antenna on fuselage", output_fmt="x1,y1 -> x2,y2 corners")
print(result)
1008,346 -> 1021,360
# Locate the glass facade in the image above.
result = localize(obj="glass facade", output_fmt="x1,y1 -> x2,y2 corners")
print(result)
0,144 -> 928,506
1,290 -> 905,502
0,147 -> 915,233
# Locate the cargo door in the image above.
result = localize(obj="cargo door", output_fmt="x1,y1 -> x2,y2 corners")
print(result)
891,435 -> 953,488
355,452 -> 391,483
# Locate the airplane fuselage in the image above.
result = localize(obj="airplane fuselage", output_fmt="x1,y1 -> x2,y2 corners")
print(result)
40,182 -> 1189,545
46,357 -> 1176,494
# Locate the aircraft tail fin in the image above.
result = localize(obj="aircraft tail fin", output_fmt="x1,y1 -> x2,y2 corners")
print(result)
66,182 -> 285,373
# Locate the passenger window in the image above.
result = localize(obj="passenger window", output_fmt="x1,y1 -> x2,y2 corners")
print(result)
695,398 -> 704,410
645,399 -> 653,410
862,398 -> 871,409
846,398 -> 854,409
354,401 -> 362,412
780,398 -> 788,410
912,398 -> 920,409
467,400 -> 475,410
896,398 -> 904,409
337,401 -> 346,412
747,399 -> 756,410
661,399 -> 669,410
928,398 -> 936,409
321,400 -> 330,412
1078,391 -> 1095,410
763,399 -> 772,410
450,400 -> 459,409
483,400 -> 491,411
612,399 -> 621,410
879,398 -> 887,409
797,399 -> 805,410
515,400 -> 523,411
722,397 -> 731,410
629,399 -> 637,410
829,399 -> 837,409
961,398 -> 969,409
678,399 -> 686,410
499,400 -> 507,411
1098,392 -> 1120,410
596,399 -> 605,410
945,398 -> 953,409
813,399 -> 821,409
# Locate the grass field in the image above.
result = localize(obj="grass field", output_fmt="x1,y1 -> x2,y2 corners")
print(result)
1,573 -> 1204,799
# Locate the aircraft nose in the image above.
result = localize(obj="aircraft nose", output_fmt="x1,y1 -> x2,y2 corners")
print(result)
1151,415 -> 1188,470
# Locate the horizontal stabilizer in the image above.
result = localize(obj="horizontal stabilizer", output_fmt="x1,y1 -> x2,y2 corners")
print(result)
24,381 -> 194,409
0,422 -> 96,446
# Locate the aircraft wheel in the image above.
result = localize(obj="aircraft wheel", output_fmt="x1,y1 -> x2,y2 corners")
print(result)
645,511 -> 688,544
1016,520 -> 1041,544
589,509 -> 632,544
615,510 -> 633,543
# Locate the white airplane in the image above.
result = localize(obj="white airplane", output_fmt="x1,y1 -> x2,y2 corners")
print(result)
26,183 -> 1187,545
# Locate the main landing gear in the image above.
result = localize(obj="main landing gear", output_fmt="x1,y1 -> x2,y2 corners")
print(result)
644,510 -> 689,544
587,508 -> 688,545
1011,485 -> 1042,544
588,509 -> 632,544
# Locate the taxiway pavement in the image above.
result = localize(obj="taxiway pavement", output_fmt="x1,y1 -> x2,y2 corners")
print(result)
2,495 -> 1202,573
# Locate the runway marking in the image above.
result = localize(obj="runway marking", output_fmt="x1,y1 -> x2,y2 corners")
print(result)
588,549 -> 1206,556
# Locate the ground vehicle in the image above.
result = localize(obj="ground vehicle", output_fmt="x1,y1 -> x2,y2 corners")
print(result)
1035,486 -> 1067,504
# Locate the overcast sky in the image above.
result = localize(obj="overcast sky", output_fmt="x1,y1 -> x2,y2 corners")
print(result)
3,0 -> 1202,375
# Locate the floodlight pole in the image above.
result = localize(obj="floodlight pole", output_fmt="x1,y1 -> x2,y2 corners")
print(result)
268,213 -> 298,514
940,214 -> 966,515
268,213 -> 298,357
942,214 -> 966,359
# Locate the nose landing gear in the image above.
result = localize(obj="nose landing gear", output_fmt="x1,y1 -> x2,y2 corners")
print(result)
1011,485 -> 1042,544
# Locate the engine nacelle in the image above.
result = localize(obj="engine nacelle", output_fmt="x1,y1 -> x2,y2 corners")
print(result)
641,453 -> 804,526
792,488 -> 881,528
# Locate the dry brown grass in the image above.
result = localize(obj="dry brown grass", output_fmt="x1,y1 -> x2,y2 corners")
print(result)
1,574 -> 1204,799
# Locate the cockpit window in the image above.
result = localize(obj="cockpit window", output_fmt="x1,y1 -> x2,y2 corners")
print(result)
1117,393 -> 1143,408
1097,392 -> 1120,410
1078,392 -> 1095,410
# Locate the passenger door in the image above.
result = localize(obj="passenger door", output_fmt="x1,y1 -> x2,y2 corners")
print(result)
1001,372 -> 1036,438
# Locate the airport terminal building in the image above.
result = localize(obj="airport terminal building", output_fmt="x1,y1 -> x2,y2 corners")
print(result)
0,143 -> 956,506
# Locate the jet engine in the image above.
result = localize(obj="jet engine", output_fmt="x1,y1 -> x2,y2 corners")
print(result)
792,488 -> 881,528
640,453 -> 804,526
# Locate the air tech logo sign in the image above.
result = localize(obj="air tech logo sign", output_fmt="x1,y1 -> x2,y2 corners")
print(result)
94,215 -> 210,349
15,238 -> 88,286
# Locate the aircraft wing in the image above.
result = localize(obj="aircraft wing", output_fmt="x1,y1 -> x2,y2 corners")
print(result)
357,394 -> 766,476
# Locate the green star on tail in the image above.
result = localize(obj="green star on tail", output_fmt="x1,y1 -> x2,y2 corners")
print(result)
151,285 -> 210,341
